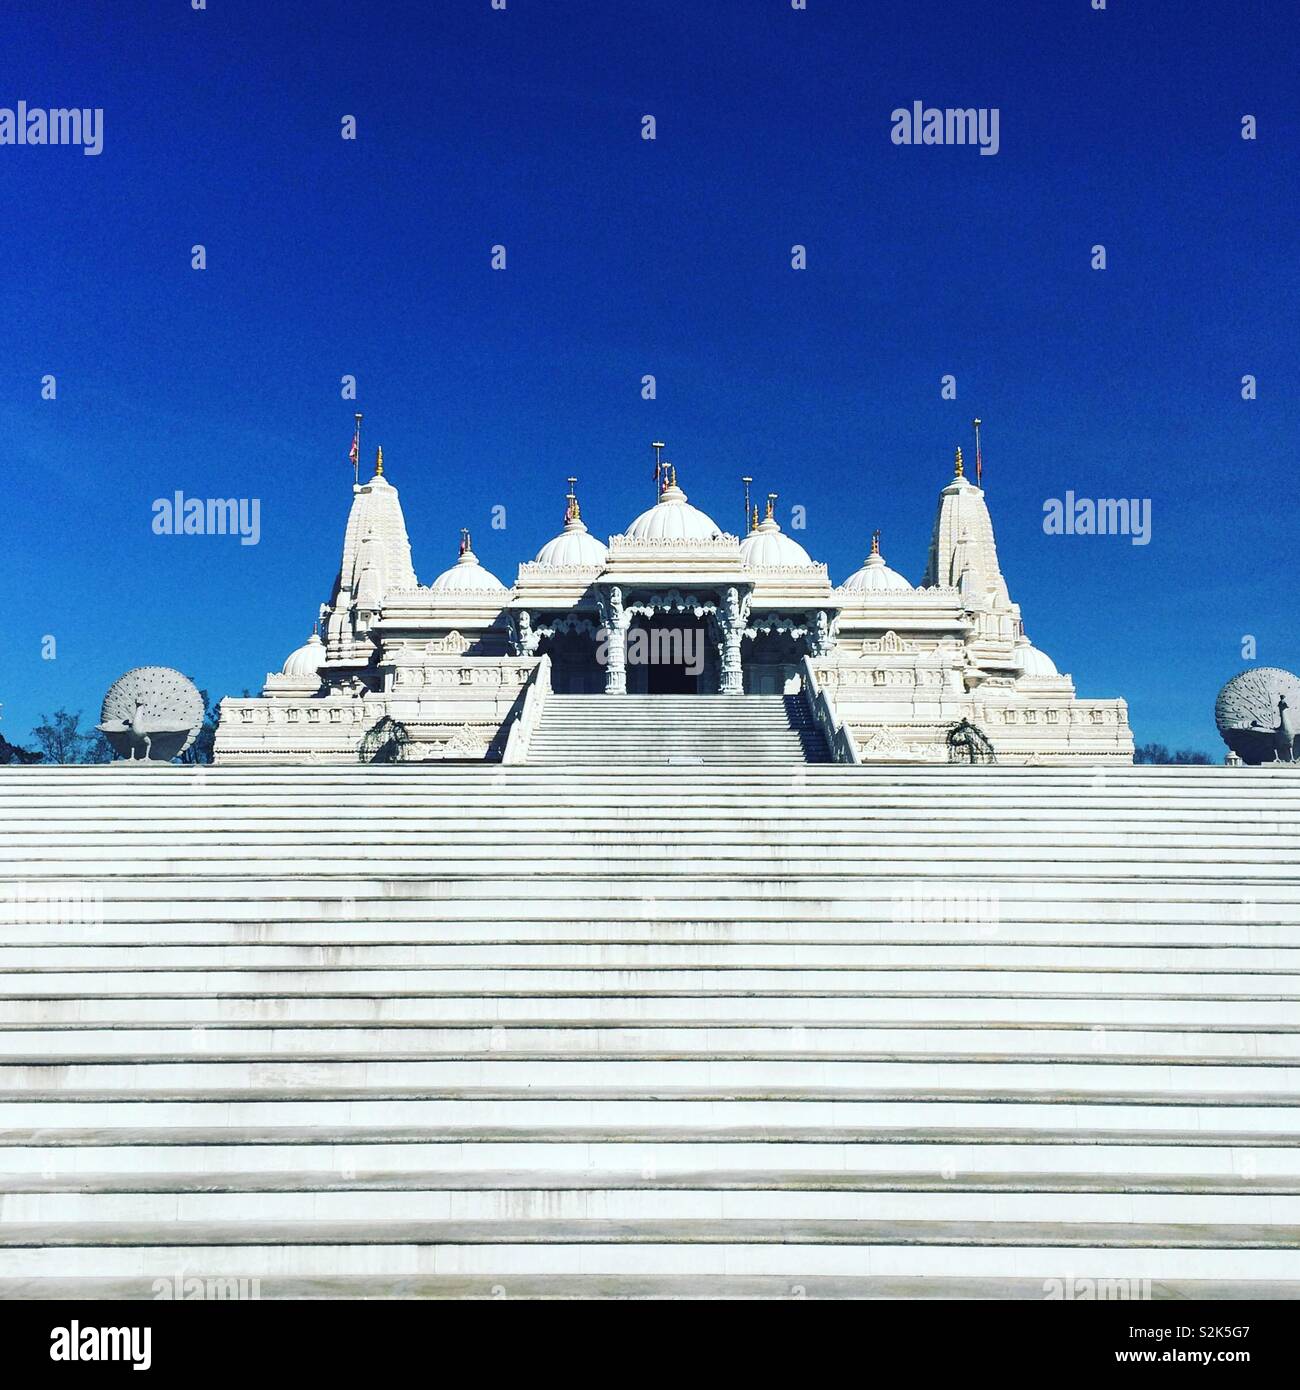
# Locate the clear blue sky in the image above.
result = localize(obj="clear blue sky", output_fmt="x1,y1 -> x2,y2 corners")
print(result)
1,0 -> 1295,752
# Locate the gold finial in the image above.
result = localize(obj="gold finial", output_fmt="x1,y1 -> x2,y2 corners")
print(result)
751,504 -> 759,532
871,528 -> 881,556
459,527 -> 471,557
765,492 -> 776,522
375,445 -> 384,476
565,476 -> 580,522
954,445 -> 964,478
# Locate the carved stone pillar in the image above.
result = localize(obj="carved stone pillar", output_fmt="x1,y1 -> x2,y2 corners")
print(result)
720,586 -> 746,696
604,624 -> 627,694
597,586 -> 628,695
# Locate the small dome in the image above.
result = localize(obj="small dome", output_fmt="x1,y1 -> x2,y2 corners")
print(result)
625,472 -> 722,541
1015,636 -> 1059,678
740,515 -> 813,567
535,513 -> 608,567
429,538 -> 507,594
840,537 -> 912,593
281,632 -> 325,677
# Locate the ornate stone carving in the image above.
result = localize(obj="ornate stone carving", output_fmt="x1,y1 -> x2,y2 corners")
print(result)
720,585 -> 748,696
595,586 -> 627,693
855,727 -> 944,762
97,667 -> 205,762
1215,667 -> 1300,764
444,724 -> 491,759
861,630 -> 918,656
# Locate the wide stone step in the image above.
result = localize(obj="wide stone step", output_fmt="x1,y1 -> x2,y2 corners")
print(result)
3,853 -> 1293,877
6,942 -> 1295,970
4,1271 -> 1295,1300
7,1022 -> 1300,1061
3,818 -> 1293,842
9,914 -> 1298,944
9,1164 -> 1300,1195
6,1096 -> 1300,1135
6,965 -> 1297,996
2,1222 -> 1299,1278
7,1135 -> 1297,1178
6,1058 -> 1298,1098
3,996 -> 1294,1029
7,1187 -> 1300,1226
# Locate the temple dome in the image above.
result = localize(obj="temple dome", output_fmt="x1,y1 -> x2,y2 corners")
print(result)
280,631 -> 325,677
625,475 -> 722,541
1015,636 -> 1059,678
535,513 -> 608,567
840,537 -> 912,593
740,515 -> 813,567
429,540 -> 508,594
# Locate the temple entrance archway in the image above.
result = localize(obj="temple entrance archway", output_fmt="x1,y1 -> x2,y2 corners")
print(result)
626,615 -> 713,695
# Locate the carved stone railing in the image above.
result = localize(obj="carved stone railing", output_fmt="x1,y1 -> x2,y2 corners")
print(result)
801,656 -> 859,764
501,654 -> 552,765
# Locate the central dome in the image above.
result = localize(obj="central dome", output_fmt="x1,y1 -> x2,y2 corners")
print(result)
535,492 -> 608,568
740,515 -> 813,567
429,537 -> 507,594
625,475 -> 722,541
840,535 -> 912,593
536,515 -> 608,566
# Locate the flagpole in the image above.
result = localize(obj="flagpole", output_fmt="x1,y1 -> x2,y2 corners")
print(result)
652,441 -> 666,500
972,417 -> 983,488
353,412 -> 363,486
742,476 -> 753,535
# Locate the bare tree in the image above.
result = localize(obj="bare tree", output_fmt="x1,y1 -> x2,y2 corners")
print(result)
31,710 -> 110,765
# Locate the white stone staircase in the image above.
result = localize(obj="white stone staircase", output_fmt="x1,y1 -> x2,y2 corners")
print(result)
1,763 -> 1299,1299
527,694 -> 831,764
